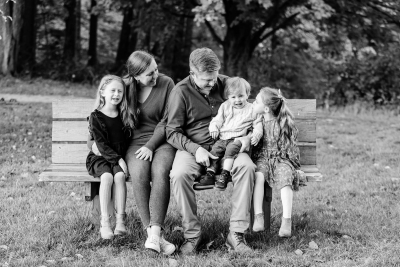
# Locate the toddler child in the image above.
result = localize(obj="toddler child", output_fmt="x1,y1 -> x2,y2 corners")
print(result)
251,87 -> 304,236
198,77 -> 263,190
86,75 -> 133,239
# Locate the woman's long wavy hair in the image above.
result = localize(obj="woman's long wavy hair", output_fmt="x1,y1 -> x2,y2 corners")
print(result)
123,50 -> 155,129
259,87 -> 298,148
94,75 -> 134,128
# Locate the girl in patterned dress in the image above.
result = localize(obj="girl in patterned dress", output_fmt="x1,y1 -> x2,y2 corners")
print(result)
251,87 -> 302,236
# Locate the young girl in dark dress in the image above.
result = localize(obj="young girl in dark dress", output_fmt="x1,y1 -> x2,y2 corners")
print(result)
86,75 -> 133,239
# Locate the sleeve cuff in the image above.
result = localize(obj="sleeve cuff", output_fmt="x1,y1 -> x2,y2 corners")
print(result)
187,143 -> 201,156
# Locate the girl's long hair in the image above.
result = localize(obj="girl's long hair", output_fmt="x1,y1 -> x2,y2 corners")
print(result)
259,87 -> 298,148
123,50 -> 155,129
94,74 -> 134,128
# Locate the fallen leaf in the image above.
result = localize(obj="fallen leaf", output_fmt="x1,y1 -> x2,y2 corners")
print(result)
7,197 -> 13,201
86,224 -> 94,231
48,211 -> 56,216
385,166 -> 391,169
206,240 -> 214,249
31,156 -> 36,161
70,192 -> 76,197
0,245 -> 8,250
46,260 -> 56,264
342,235 -> 351,239
173,226 -> 183,232
294,249 -> 303,255
169,258 -> 178,267
21,173 -> 29,178
75,254 -> 83,259
309,241 -> 318,249
12,145 -> 16,150
61,257 -> 74,262
373,163 -> 380,167
0,176 -> 6,181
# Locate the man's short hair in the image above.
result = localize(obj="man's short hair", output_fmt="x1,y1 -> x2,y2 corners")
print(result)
189,48 -> 221,73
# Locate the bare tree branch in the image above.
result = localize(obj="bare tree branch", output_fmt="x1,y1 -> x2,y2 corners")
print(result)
204,20 -> 225,45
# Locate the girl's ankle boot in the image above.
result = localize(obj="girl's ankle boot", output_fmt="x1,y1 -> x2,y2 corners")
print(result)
114,213 -> 127,235
278,217 -> 292,238
100,216 -> 114,239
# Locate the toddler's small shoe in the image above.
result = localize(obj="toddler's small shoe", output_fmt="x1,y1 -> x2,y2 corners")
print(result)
194,171 -> 215,190
214,170 -> 230,191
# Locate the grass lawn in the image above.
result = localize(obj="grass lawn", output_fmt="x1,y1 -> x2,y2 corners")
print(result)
0,98 -> 399,266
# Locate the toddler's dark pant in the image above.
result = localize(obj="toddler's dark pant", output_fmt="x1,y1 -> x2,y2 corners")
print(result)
209,138 -> 242,172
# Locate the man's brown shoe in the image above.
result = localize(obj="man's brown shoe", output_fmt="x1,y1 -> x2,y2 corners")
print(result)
180,235 -> 205,254
225,231 -> 252,253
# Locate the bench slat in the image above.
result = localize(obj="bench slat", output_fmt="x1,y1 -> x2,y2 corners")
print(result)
39,164 -> 321,182
52,143 -> 316,165
51,119 -> 317,143
53,99 -> 316,120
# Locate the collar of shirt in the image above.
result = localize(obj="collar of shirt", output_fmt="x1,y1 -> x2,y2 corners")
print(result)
189,75 -> 214,98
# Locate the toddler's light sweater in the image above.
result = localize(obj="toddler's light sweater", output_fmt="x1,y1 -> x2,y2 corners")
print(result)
209,101 -> 263,140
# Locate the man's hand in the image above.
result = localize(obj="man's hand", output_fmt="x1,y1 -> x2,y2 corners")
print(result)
234,135 -> 251,152
210,131 -> 219,139
118,158 -> 129,175
135,146 -> 153,161
92,142 -> 102,156
195,147 -> 218,167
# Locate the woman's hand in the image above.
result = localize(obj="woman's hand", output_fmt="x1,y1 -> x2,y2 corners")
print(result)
92,142 -> 102,156
118,158 -> 129,176
135,146 -> 153,161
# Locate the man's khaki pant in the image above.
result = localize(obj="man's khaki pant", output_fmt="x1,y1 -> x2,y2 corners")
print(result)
170,150 -> 255,239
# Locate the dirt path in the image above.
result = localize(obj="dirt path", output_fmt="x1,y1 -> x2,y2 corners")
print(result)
0,93 -> 91,103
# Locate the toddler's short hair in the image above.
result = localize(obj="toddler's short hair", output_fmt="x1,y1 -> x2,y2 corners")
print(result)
224,77 -> 251,98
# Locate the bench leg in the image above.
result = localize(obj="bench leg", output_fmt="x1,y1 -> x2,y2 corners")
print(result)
85,182 -> 115,226
263,183 -> 273,232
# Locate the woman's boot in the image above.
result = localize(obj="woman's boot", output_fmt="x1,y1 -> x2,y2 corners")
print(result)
114,213 -> 127,235
100,216 -> 114,239
278,217 -> 292,237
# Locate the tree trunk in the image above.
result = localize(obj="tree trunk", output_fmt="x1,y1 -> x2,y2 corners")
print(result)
88,0 -> 98,66
115,2 -> 134,69
64,0 -> 76,63
0,1 -> 14,75
75,0 -> 81,62
223,21 -> 254,78
0,0 -> 37,75
17,0 -> 36,74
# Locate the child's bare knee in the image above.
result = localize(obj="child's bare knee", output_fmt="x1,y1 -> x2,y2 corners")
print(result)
114,172 -> 126,184
101,173 -> 113,184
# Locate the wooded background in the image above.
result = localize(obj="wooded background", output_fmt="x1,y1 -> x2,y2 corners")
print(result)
0,0 -> 400,107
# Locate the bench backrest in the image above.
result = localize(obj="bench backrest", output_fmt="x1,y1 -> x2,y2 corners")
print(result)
51,99 -> 316,165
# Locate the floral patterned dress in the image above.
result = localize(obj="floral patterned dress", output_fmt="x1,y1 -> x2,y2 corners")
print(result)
252,118 -> 301,190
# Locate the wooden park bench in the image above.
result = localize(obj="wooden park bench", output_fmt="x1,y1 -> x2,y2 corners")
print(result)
192,99 -> 323,231
39,99 -> 322,230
